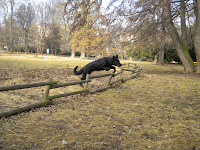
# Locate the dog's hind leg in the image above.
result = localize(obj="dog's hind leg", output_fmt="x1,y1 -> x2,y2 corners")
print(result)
81,72 -> 87,80
80,73 -> 87,87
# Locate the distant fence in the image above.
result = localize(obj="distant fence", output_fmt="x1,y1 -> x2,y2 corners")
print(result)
0,63 -> 142,118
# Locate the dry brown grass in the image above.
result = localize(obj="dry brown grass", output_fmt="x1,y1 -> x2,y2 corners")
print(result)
0,54 -> 200,149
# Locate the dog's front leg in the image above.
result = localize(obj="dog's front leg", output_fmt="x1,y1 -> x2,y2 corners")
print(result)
109,66 -> 116,72
101,67 -> 111,71
106,67 -> 110,71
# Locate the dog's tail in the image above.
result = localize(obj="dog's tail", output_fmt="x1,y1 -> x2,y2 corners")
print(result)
73,66 -> 83,75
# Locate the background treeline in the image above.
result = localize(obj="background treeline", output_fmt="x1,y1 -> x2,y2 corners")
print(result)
108,0 -> 200,73
0,0 -> 200,72
0,0 -> 70,55
0,0 -> 109,57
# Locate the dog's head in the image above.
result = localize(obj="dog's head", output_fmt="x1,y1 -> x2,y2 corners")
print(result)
112,55 -> 122,67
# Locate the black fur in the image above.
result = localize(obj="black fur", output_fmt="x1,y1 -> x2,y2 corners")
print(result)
73,55 -> 122,84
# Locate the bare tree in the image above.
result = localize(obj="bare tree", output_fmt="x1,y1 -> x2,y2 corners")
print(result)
0,0 -> 8,50
16,3 -> 35,53
64,0 -> 102,35
64,0 -> 102,58
10,0 -> 14,53
0,0 -> 15,52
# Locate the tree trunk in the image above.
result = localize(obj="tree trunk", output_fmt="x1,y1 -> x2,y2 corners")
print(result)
194,0 -> 200,73
80,50 -> 86,58
180,0 -> 188,49
10,0 -> 14,53
55,49 -> 57,55
24,30 -> 29,53
71,51 -> 75,58
157,47 -> 165,65
154,53 -> 159,63
162,1 -> 195,72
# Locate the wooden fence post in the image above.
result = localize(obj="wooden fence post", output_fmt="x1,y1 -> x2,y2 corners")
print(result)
43,78 -> 52,101
108,71 -> 114,86
120,67 -> 123,83
84,74 -> 90,90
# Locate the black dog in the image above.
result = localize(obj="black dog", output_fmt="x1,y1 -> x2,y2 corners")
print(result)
73,55 -> 122,84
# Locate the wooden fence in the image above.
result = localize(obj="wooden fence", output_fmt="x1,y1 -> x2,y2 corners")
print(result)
0,63 -> 142,118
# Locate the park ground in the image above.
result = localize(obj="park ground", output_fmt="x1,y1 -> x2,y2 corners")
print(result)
0,54 -> 200,149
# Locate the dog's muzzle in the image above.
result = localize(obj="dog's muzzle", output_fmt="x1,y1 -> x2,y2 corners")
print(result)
118,64 -> 122,67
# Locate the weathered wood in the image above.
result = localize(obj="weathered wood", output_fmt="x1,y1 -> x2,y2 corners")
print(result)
90,73 -> 115,79
122,68 -> 136,72
123,78 -> 131,82
0,81 -> 57,92
84,74 -> 90,90
113,71 -> 123,76
48,89 -> 89,100
107,71 -> 115,86
120,68 -> 123,83
43,78 -> 52,101
51,79 -> 91,89
110,78 -> 123,85
90,70 -> 123,79
131,72 -> 140,79
0,100 -> 53,118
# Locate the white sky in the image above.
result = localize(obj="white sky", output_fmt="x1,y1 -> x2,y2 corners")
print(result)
102,0 -> 110,8
0,0 -> 110,23
30,0 -> 110,8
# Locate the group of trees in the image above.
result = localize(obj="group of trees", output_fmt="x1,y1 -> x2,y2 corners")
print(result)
1,0 -> 200,73
63,0 -> 107,58
0,0 -> 110,57
107,0 -> 200,72
0,0 -> 65,54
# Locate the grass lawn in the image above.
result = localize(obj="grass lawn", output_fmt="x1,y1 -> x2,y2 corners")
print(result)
0,54 -> 200,149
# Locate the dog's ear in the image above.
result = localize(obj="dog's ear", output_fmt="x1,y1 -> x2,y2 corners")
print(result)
116,55 -> 118,58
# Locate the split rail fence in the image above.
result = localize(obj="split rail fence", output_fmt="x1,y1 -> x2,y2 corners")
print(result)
0,63 -> 142,118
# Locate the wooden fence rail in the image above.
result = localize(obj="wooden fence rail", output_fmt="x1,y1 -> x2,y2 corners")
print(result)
0,63 -> 142,118
51,80 -> 91,89
0,81 -> 57,92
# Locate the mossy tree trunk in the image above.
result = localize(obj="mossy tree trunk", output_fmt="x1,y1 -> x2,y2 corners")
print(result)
162,1 -> 195,72
194,0 -> 200,73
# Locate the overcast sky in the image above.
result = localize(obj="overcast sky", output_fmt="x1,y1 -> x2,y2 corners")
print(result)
30,0 -> 110,8
0,0 -> 110,24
